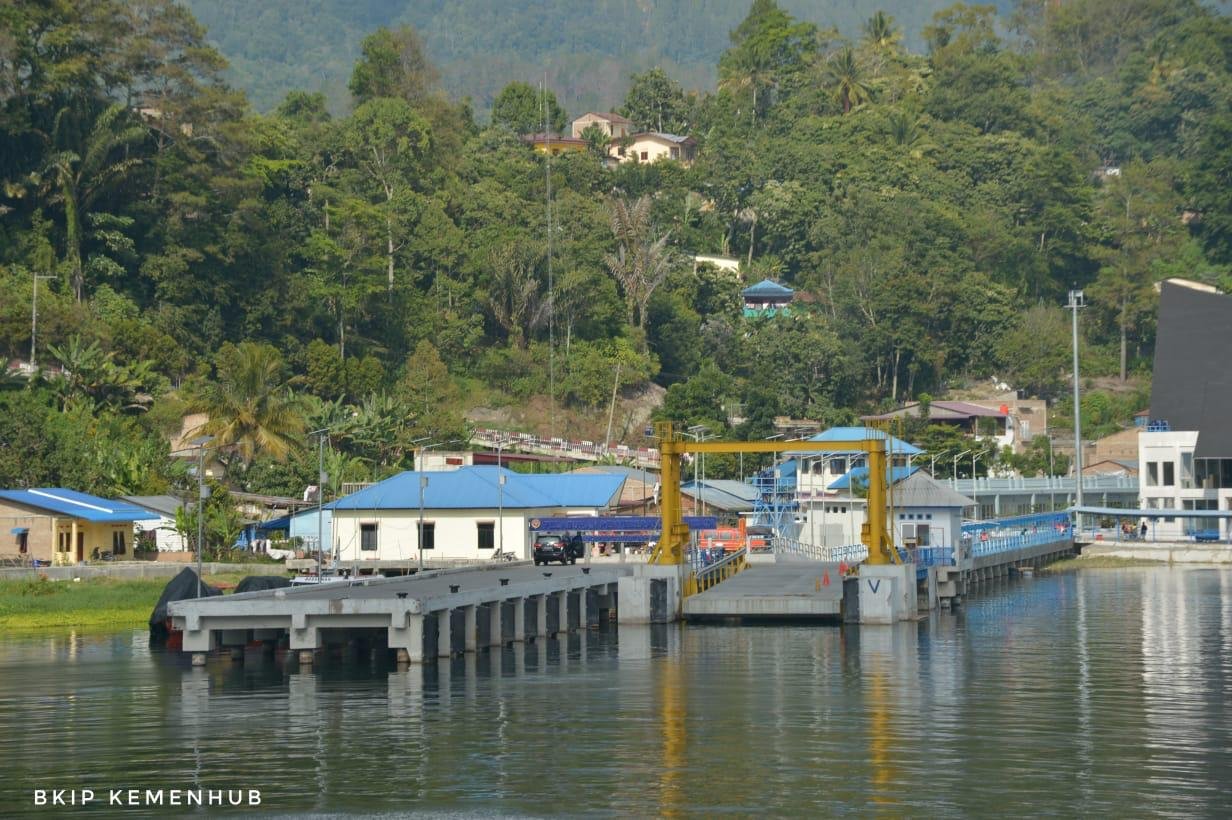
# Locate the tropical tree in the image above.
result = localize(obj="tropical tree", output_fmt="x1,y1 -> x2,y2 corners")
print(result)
348,26 -> 439,105
492,81 -> 565,134
486,245 -> 545,349
863,11 -> 902,52
579,123 -> 611,159
189,342 -> 308,467
37,104 -> 145,301
604,195 -> 673,336
825,48 -> 872,114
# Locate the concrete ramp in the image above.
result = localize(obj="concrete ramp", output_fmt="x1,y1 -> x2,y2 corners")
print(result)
683,563 -> 843,622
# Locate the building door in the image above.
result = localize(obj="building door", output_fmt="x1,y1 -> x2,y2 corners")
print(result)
76,532 -> 85,563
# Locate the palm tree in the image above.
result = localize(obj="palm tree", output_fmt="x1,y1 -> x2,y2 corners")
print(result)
487,245 -> 545,349
718,52 -> 772,125
39,105 -> 145,301
825,48 -> 872,114
604,195 -> 673,336
189,343 -> 308,467
863,11 -> 901,52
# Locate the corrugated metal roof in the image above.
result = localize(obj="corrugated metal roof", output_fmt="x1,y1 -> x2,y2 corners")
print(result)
327,466 -> 625,511
788,427 -> 923,456
827,466 -> 919,491
0,489 -> 161,522
886,471 -> 975,508
741,278 -> 794,298
122,495 -> 184,517
679,479 -> 758,512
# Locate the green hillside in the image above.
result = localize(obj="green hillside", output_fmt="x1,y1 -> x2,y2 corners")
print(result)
185,0 -> 1014,114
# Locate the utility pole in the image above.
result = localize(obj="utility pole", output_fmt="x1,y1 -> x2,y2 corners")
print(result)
30,273 -> 53,369
1068,288 -> 1086,533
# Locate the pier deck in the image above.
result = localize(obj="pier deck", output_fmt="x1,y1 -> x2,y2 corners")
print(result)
169,564 -> 632,664
683,563 -> 844,622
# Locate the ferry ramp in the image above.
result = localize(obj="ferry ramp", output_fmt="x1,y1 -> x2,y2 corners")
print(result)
683,563 -> 844,622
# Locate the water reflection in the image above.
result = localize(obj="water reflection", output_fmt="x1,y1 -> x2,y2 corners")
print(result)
1,570 -> 1232,815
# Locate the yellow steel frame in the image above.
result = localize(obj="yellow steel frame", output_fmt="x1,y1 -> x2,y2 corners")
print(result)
649,421 -> 898,566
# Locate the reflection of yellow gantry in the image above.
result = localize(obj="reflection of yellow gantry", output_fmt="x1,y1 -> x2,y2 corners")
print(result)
649,420 -> 898,566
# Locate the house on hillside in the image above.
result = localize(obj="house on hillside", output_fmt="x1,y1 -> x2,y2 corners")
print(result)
615,132 -> 697,165
327,466 -> 625,562
570,112 -> 633,140
741,279 -> 794,318
862,400 -> 1014,449
520,132 -> 588,156
0,489 -> 158,565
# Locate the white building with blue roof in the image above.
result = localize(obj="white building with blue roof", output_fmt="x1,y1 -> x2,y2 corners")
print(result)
0,488 -> 159,565
327,466 -> 626,562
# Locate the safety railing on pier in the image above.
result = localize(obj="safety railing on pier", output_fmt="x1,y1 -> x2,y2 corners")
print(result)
961,512 -> 1072,558
772,536 -> 868,565
470,428 -> 661,468
685,547 -> 748,597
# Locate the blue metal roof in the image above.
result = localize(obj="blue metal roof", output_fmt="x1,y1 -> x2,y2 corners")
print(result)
788,426 -> 923,456
0,489 -> 161,522
741,278 -> 794,298
827,466 -> 920,490
327,466 -> 625,511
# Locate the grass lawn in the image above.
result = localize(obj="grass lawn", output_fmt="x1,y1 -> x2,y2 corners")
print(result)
0,573 -> 256,631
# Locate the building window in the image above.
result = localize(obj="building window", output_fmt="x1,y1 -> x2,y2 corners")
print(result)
917,525 -> 931,546
1181,452 -> 1194,489
670,147 -> 679,159
830,459 -> 846,475
112,531 -> 126,555
16,532 -> 27,554
640,151 -> 648,161
419,522 -> 435,550
1162,462 -> 1175,487
360,523 -> 378,551
1146,462 -> 1159,486
477,522 -> 495,550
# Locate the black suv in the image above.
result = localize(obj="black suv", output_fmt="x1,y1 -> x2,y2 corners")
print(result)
533,533 -> 584,565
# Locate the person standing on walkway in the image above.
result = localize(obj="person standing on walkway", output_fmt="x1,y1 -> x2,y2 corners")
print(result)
1140,519 -> 1149,540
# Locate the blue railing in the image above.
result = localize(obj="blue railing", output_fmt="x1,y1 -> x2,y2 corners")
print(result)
962,512 -> 1072,558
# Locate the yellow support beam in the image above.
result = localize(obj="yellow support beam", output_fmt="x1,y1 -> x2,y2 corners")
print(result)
650,421 -> 898,566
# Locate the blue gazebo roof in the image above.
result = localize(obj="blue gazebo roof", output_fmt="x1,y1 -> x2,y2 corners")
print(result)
741,278 -> 794,299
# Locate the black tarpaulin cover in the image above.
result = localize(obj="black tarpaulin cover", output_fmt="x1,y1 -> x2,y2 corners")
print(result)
148,567 -> 220,640
232,575 -> 292,595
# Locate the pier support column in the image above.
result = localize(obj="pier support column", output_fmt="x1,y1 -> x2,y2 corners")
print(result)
535,595 -> 549,638
437,609 -> 452,658
389,614 -> 424,664
556,591 -> 569,635
488,602 -> 503,648
191,652 -> 206,667
512,598 -> 527,642
297,650 -> 314,666
464,605 -> 478,653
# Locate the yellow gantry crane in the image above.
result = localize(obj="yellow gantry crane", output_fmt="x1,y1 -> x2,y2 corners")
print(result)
649,420 -> 899,567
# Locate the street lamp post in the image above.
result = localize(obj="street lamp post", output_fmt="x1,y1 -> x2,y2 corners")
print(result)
1068,288 -> 1086,533
309,428 -> 329,580
930,449 -> 950,476
498,473 -> 507,557
191,437 -> 213,598
684,425 -> 710,516
418,474 -> 429,573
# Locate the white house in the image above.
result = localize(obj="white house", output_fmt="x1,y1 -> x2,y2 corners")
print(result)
327,466 -> 626,562
123,495 -> 189,552
570,111 -> 633,140
1138,280 -> 1232,541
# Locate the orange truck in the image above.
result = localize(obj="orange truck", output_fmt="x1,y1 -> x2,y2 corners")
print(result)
698,519 -> 770,552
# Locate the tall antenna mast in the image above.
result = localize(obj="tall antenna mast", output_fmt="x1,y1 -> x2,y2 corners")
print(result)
544,72 -> 556,439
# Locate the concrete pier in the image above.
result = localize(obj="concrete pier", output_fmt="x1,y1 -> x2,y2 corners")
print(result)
168,565 -> 632,665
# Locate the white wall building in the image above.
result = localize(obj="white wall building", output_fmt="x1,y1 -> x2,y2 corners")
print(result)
1138,429 -> 1231,540
328,466 -> 625,562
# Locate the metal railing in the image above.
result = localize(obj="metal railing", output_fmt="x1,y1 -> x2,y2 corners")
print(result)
962,512 -> 1073,558
471,428 -> 662,468
772,536 -> 868,564
685,547 -> 748,597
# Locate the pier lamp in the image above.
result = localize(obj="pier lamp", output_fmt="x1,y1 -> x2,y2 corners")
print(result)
185,436 -> 213,598
309,428 -> 330,582
1067,288 -> 1087,533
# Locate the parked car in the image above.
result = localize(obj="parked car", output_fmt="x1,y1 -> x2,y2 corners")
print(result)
533,534 -> 569,566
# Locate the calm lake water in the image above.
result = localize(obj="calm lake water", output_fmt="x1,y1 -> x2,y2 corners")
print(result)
2,567 -> 1231,817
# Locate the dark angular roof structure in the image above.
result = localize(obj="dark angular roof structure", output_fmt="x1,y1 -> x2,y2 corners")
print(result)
1148,280 -> 1232,458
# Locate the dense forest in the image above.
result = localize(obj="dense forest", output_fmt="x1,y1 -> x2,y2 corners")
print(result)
185,0 -> 1017,115
2,0 -> 1232,525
